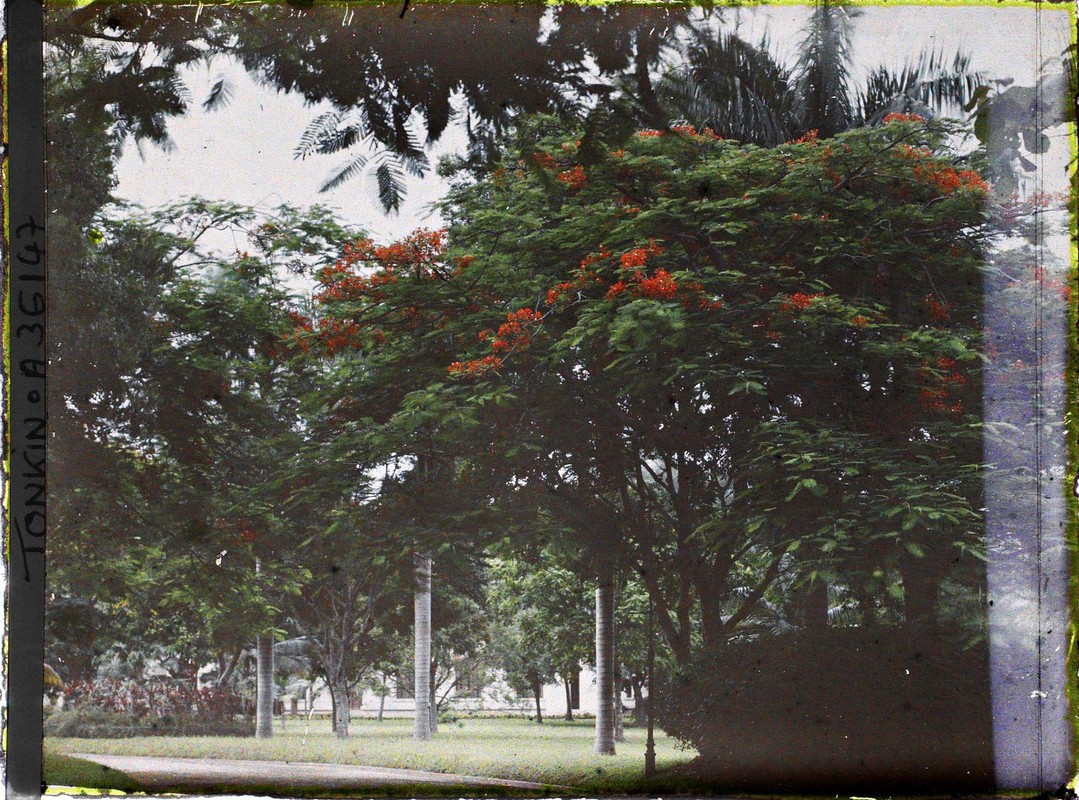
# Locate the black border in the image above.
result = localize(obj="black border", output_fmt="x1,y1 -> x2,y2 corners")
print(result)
5,0 -> 48,797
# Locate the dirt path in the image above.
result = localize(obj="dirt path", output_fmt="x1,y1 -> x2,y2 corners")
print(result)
69,753 -> 560,792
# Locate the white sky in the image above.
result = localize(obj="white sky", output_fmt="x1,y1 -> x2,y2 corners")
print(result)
113,4 -> 1074,246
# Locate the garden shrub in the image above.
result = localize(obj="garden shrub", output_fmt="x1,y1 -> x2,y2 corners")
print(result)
654,625 -> 993,791
44,706 -> 252,737
49,678 -> 250,737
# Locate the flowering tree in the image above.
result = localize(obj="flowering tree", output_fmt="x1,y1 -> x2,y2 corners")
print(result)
431,113 -> 988,648
298,113 -> 989,757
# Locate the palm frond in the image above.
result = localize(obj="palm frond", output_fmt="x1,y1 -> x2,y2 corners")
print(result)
319,151 -> 370,193
792,1 -> 856,137
296,110 -> 346,159
167,73 -> 193,106
314,124 -> 366,157
858,49 -> 985,125
202,76 -> 234,113
656,30 -> 795,146
373,157 -> 406,214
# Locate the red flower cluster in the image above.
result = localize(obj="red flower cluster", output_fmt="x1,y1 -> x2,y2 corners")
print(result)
281,309 -> 315,352
778,292 -> 825,312
581,247 -> 612,269
636,269 -> 679,300
453,308 -> 544,377
913,164 -> 988,195
448,354 -> 503,377
605,281 -> 629,301
369,228 -> 447,275
620,240 -> 664,270
558,165 -> 588,190
918,356 -> 968,415
487,308 -> 543,352
924,294 -> 951,323
547,281 -> 576,306
531,151 -> 559,170
603,270 -> 723,311
883,113 -> 925,124
317,318 -> 363,355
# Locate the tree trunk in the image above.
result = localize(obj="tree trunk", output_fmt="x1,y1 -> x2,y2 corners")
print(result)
563,676 -> 574,721
255,634 -> 274,739
634,34 -> 667,128
613,683 -> 625,742
329,684 -> 337,734
219,647 -> 242,687
378,690 -> 386,722
331,681 -> 350,739
612,620 -> 624,743
533,681 -> 544,723
632,678 -> 645,726
413,554 -> 433,741
594,560 -> 616,755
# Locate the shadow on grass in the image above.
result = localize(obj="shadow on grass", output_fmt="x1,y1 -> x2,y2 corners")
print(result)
43,752 -> 143,793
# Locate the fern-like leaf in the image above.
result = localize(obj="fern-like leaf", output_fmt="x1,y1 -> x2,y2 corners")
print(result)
296,111 -> 345,159
202,77 -> 233,113
374,158 -> 405,213
319,152 -> 370,193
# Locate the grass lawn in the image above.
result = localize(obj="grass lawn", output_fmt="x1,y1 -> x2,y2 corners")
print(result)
43,751 -> 143,793
47,716 -> 699,795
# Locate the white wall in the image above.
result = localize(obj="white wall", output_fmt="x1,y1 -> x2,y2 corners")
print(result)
291,666 -> 635,719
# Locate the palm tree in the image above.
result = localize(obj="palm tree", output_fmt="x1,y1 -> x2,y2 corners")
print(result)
255,633 -> 275,739
254,557 -> 275,739
413,553 -> 434,741
593,559 -> 616,755
656,2 -> 985,146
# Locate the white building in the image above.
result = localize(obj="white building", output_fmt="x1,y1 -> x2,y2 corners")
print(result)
289,666 -> 636,720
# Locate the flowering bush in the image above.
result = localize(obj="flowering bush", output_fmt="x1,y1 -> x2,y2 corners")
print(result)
62,677 -> 243,722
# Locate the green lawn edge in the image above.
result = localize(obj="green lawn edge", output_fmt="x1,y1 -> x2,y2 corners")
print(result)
43,751 -> 144,793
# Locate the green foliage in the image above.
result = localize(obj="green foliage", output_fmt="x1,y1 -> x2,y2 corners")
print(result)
486,553 -> 593,707
431,116 -> 989,658
44,708 -> 251,739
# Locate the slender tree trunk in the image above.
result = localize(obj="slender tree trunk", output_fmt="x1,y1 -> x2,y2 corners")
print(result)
563,676 -> 574,721
331,681 -> 350,739
632,679 -> 645,726
329,683 -> 337,734
612,620 -> 624,743
378,690 -> 386,722
533,681 -> 544,723
613,683 -> 625,742
414,554 -> 433,741
255,634 -> 274,739
594,560 -> 616,755
634,34 -> 666,128
219,647 -> 242,687
430,683 -> 439,734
